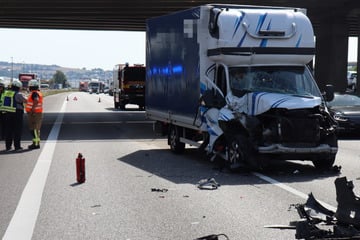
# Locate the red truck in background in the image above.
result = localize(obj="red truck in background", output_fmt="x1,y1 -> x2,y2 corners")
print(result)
79,81 -> 89,92
113,63 -> 145,110
18,73 -> 37,90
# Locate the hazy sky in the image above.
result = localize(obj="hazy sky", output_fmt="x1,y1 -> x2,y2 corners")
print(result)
0,28 -> 146,71
0,28 -> 358,71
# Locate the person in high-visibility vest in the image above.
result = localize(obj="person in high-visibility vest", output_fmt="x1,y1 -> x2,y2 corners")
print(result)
26,79 -> 43,150
0,80 -> 27,151
0,79 -> 5,140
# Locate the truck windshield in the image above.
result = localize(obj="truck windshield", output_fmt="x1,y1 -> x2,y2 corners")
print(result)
123,67 -> 146,82
229,66 -> 321,98
89,82 -> 99,88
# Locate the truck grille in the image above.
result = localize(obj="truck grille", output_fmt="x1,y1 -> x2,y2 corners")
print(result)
280,117 -> 320,144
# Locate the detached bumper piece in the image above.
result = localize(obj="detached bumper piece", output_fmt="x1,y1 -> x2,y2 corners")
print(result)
265,177 -> 360,239
197,178 -> 220,190
293,177 -> 360,239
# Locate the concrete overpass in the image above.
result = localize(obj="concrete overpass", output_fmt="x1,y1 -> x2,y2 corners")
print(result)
1,0 -> 360,92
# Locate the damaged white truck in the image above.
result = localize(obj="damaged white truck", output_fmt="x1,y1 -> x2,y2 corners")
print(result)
145,4 -> 338,170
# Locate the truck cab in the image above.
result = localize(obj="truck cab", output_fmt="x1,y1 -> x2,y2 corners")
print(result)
201,6 -> 337,169
18,73 -> 37,90
205,63 -> 337,169
113,63 -> 146,110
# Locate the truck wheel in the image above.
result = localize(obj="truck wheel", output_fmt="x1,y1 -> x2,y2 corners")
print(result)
312,134 -> 337,170
312,154 -> 336,170
168,126 -> 185,154
228,135 -> 249,170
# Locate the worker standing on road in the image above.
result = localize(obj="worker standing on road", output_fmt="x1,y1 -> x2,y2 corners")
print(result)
0,79 -> 5,140
0,80 -> 27,151
26,79 -> 43,150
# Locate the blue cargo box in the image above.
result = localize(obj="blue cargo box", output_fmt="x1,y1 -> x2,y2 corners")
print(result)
145,7 -> 201,122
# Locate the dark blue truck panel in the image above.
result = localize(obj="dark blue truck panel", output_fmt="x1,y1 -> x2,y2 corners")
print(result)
146,7 -> 201,119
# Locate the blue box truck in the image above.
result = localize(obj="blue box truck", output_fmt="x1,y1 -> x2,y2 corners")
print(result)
145,4 -> 338,170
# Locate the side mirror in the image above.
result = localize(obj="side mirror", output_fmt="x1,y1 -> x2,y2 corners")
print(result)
323,84 -> 334,102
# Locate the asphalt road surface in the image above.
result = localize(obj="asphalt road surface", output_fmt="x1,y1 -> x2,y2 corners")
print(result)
1,91 -> 360,240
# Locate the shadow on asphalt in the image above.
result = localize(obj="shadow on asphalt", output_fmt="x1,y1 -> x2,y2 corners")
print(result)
16,111 -> 158,142
116,148 -> 341,186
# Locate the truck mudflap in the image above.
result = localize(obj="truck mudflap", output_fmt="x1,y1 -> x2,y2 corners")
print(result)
266,176 -> 360,240
258,144 -> 338,154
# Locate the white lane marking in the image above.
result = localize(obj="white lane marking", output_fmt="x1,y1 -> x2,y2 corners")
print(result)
2,99 -> 67,240
252,172 -> 337,212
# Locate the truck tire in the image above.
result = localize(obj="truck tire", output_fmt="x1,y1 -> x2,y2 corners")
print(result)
168,125 -> 185,154
312,134 -> 337,170
227,135 -> 249,170
312,154 -> 336,170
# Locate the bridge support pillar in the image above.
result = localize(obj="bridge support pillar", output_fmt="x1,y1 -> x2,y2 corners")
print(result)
356,15 -> 360,94
315,15 -> 348,93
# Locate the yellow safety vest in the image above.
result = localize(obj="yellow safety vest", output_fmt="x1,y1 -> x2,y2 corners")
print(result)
0,90 -> 16,113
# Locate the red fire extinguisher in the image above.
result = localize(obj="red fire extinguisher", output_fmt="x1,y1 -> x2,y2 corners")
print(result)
76,153 -> 86,183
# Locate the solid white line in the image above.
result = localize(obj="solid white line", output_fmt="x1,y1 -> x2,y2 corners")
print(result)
252,172 -> 337,212
2,99 -> 67,240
